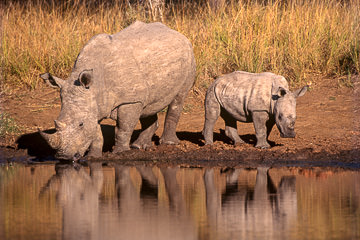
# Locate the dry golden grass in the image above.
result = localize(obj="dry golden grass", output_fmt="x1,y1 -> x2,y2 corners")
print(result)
1,0 -> 359,92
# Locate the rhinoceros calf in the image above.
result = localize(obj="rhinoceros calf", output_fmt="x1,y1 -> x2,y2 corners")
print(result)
39,21 -> 196,160
203,71 -> 307,149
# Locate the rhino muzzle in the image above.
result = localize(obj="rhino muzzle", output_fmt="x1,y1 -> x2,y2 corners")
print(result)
280,131 -> 296,138
39,129 -> 61,149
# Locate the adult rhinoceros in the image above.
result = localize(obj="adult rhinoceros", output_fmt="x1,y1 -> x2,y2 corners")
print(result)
40,21 -> 196,160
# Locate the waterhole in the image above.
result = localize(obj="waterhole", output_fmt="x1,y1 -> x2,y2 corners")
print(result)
1,163 -> 359,240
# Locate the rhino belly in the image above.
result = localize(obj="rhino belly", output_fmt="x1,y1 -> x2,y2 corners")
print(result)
215,83 -> 251,122
221,99 -> 251,122
141,84 -> 183,117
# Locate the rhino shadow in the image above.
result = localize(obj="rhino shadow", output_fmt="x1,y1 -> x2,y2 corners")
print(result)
16,125 -> 117,159
16,125 -> 279,160
177,131 -> 204,146
217,130 -> 281,147
15,124 -> 159,159
16,129 -> 56,160
101,124 -> 161,152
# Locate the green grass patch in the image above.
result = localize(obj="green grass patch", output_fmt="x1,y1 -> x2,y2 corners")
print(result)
0,113 -> 20,137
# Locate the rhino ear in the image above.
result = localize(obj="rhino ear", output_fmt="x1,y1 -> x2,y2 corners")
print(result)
79,69 -> 93,89
276,87 -> 287,97
294,85 -> 308,98
271,77 -> 289,97
40,73 -> 66,89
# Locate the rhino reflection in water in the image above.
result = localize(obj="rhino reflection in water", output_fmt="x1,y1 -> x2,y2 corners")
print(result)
204,167 -> 297,239
40,163 -> 103,240
41,164 -> 196,240
113,165 -> 195,239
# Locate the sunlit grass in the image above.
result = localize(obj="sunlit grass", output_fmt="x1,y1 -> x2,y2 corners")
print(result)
1,0 -> 359,92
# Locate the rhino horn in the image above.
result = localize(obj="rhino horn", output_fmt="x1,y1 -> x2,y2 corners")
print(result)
38,129 -> 61,149
54,120 -> 67,130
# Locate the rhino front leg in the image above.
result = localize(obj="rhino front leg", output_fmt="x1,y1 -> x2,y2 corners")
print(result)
203,88 -> 220,145
113,103 -> 142,153
87,124 -> 103,158
266,116 -> 275,140
131,114 -> 159,150
252,111 -> 271,149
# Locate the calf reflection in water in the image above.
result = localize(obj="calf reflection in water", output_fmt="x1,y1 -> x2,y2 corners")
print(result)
204,167 -> 297,239
41,163 -> 196,240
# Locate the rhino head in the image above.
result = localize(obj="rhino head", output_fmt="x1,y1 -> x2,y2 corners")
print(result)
39,70 -> 99,160
272,84 -> 308,138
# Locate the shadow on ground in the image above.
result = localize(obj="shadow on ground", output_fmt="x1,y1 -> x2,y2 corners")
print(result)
15,124 -> 271,160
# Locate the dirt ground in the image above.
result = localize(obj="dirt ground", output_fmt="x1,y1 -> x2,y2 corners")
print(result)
1,75 -> 360,167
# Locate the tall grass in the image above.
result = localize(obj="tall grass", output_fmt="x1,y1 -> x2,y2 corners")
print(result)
1,0 -> 359,92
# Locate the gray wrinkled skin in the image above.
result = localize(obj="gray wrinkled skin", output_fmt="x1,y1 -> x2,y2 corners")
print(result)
203,71 -> 307,149
40,21 -> 196,160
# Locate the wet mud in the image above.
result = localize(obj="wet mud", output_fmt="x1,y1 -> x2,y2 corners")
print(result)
1,126 -> 359,169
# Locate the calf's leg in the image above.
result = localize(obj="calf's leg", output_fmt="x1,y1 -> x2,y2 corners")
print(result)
252,111 -> 271,149
221,109 -> 244,145
203,88 -> 220,145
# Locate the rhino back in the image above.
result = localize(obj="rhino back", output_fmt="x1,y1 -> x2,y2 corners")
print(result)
70,21 -> 195,119
214,71 -> 287,121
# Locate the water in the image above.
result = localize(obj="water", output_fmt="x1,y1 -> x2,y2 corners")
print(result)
0,163 -> 359,240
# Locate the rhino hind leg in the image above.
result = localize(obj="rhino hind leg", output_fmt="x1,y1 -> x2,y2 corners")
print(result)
252,111 -> 271,149
220,109 -> 244,145
160,92 -> 187,145
113,103 -> 142,154
131,114 -> 159,150
202,88 -> 220,145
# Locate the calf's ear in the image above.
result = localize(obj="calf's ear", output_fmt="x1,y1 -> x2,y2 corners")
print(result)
275,87 -> 287,98
271,77 -> 289,98
294,85 -> 308,98
79,69 -> 93,89
40,73 -> 66,89
272,85 -> 288,100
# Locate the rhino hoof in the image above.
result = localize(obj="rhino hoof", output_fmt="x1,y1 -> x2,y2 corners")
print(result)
255,143 -> 270,149
233,141 -> 245,146
112,145 -> 130,154
87,149 -> 102,159
160,138 -> 180,145
131,142 -> 153,151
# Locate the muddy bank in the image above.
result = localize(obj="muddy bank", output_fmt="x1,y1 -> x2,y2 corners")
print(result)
1,76 -> 360,168
1,140 -> 359,169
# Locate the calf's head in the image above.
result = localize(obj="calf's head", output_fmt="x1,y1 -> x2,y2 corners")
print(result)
272,84 -> 307,138
39,70 -> 98,160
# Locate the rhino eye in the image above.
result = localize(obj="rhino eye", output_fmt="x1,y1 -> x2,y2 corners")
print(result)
278,114 -> 283,121
79,123 -> 84,127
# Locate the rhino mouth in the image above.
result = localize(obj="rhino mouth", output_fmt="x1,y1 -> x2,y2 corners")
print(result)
39,129 -> 87,161
55,152 -> 82,161
280,129 -> 296,138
